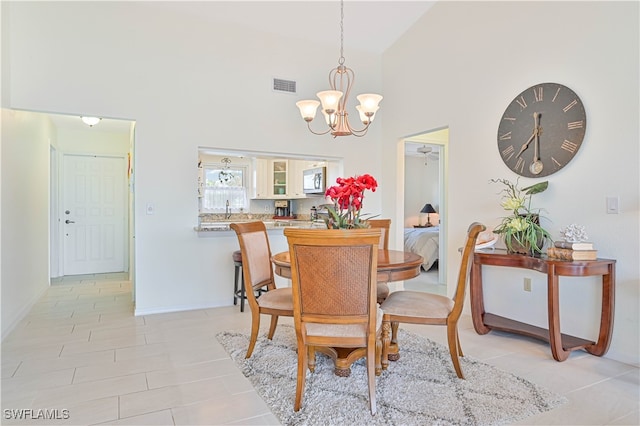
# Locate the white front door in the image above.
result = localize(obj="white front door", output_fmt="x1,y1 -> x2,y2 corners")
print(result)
63,154 -> 126,275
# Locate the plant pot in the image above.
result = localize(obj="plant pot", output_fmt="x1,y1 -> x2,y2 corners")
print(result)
506,234 -> 545,256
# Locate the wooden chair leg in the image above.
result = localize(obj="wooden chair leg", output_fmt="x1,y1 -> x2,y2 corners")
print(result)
267,314 -> 278,340
457,332 -> 464,357
381,319 -> 391,370
375,333 -> 382,376
294,342 -> 308,411
447,323 -> 464,379
367,341 -> 377,415
387,321 -> 401,361
245,310 -> 260,358
307,346 -> 316,372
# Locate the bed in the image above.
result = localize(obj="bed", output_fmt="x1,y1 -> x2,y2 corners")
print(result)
404,226 -> 439,271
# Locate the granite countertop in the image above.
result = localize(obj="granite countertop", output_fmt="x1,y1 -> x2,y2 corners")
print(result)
194,215 -> 326,232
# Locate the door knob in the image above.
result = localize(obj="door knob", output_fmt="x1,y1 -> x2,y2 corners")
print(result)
65,219 -> 75,224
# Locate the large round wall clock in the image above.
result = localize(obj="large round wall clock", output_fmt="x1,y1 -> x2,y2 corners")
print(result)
497,82 -> 587,178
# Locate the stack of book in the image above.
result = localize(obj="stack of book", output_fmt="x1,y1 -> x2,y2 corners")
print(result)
547,241 -> 597,260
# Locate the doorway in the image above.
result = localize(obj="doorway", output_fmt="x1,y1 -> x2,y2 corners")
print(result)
401,127 -> 448,291
46,112 -> 135,279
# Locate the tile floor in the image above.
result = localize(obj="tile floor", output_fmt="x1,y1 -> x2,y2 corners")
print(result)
1,273 -> 638,425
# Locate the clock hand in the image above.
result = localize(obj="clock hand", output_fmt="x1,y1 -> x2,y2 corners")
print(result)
516,131 -> 536,158
516,112 -> 540,158
530,112 -> 543,174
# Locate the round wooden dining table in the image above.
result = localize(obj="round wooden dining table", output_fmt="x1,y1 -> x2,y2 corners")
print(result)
272,249 -> 423,284
271,249 -> 423,376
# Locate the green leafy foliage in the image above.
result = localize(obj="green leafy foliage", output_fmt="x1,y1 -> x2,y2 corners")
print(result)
490,178 -> 552,255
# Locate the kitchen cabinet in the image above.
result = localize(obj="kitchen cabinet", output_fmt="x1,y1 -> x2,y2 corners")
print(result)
271,159 -> 288,197
289,160 -> 310,198
252,159 -> 290,199
253,159 -> 270,198
252,159 -> 325,199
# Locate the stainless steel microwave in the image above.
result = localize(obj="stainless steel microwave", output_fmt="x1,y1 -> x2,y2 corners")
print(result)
302,167 -> 326,194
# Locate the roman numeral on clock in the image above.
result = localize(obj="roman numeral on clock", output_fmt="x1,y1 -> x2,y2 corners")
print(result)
567,120 -> 584,130
561,140 -> 578,153
533,86 -> 543,102
499,131 -> 512,140
552,157 -> 562,168
516,96 -> 527,110
563,99 -> 578,112
515,157 -> 524,173
502,145 -> 515,161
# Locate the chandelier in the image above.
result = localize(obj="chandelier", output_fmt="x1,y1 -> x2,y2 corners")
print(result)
217,157 -> 235,184
295,0 -> 382,138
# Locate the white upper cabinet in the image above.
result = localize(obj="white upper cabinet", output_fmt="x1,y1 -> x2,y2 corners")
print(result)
252,159 -> 323,199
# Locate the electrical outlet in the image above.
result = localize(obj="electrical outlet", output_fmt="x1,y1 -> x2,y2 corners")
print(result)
523,277 -> 532,292
264,204 -> 271,213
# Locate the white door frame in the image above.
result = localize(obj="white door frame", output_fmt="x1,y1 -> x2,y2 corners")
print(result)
398,128 -> 449,286
50,145 -> 61,278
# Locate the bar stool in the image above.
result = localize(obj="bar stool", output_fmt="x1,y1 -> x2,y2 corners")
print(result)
232,250 -> 246,312
232,249 -> 266,312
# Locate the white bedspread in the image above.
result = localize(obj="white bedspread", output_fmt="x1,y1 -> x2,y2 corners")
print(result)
404,226 -> 439,271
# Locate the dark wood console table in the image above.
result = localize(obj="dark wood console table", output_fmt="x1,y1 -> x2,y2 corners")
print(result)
470,250 -> 616,361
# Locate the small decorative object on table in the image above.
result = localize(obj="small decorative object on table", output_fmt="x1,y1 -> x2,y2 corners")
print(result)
548,223 -> 597,260
324,174 -> 378,229
559,223 -> 588,243
491,178 -> 552,255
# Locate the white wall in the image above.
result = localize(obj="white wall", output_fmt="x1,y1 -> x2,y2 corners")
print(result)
3,2 -> 384,316
1,109 -> 53,338
382,1 -> 639,366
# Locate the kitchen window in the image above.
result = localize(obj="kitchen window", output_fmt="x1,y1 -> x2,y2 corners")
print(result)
200,163 -> 248,212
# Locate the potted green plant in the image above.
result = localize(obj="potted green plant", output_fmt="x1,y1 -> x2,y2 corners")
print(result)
490,178 -> 552,255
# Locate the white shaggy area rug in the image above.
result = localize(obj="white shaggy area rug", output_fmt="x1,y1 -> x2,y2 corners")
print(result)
216,325 -> 566,426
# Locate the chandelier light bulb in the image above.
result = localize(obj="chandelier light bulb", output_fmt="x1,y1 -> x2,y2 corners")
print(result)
317,90 -> 343,114
296,100 -> 320,122
357,94 -> 383,114
356,105 -> 379,124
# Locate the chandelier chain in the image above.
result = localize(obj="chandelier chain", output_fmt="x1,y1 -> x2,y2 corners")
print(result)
339,0 -> 345,65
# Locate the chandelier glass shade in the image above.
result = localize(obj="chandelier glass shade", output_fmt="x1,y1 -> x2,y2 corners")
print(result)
295,1 -> 382,137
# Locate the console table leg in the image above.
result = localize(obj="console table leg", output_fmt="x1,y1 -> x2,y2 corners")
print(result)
547,266 -> 570,361
470,262 -> 491,334
586,265 -> 616,356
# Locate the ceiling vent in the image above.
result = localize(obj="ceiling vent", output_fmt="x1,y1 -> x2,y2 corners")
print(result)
273,78 -> 296,94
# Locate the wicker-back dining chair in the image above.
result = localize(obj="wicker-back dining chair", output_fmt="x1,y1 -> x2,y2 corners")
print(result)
380,222 -> 485,378
230,221 -> 293,358
284,228 -> 382,415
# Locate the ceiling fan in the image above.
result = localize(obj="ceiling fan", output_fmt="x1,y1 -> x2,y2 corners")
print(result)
417,145 -> 439,164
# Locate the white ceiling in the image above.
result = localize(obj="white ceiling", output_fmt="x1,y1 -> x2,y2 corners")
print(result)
45,1 -> 436,134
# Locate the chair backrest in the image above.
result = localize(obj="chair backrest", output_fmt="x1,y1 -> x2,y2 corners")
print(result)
450,222 -> 486,320
284,228 -> 381,346
230,222 -> 276,308
367,219 -> 391,249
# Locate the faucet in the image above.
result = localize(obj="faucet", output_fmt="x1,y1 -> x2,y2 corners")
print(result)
225,200 -> 231,219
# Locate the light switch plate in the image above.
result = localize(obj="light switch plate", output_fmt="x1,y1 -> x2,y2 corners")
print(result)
606,196 -> 619,214
146,203 -> 154,215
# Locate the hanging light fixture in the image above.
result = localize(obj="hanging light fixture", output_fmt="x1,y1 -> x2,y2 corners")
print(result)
217,157 -> 235,184
81,116 -> 101,127
295,0 -> 382,138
